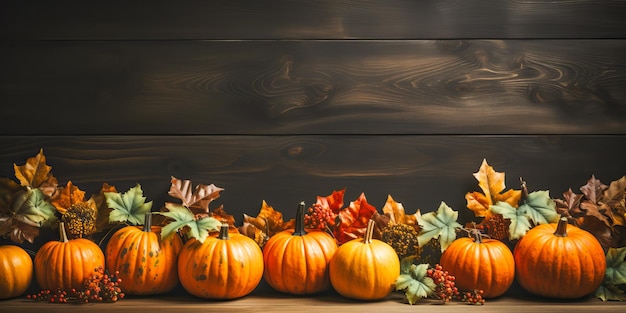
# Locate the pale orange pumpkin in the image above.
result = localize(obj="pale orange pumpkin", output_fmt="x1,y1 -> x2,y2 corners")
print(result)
34,222 -> 105,291
178,223 -> 264,299
105,213 -> 182,295
0,245 -> 33,299
514,216 -> 606,299
263,202 -> 338,294
440,229 -> 515,298
329,219 -> 400,300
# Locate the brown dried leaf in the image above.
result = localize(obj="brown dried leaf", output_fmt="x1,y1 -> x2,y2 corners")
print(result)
243,200 -> 285,237
168,176 -> 224,213
51,181 -> 86,214
239,221 -> 268,247
13,149 -> 57,192
603,176 -> 626,227
581,175 -> 608,204
0,178 -> 23,213
554,188 -> 585,225
0,216 -> 40,244
91,183 -> 118,232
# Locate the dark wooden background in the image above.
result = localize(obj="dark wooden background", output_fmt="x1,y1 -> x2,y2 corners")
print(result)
1,0 -> 626,249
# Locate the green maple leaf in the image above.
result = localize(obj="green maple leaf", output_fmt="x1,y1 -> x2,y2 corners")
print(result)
596,248 -> 626,302
10,188 -> 57,226
595,284 -> 626,301
158,202 -> 221,243
491,201 -> 530,240
395,257 -> 436,304
520,190 -> 559,226
417,201 -> 462,252
105,184 -> 153,225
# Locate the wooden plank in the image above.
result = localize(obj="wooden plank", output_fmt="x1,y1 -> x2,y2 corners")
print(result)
2,40 -> 625,135
0,135 -> 624,239
2,0 -> 626,40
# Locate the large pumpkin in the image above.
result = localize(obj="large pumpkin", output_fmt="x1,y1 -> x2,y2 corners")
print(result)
178,223 -> 263,299
34,222 -> 105,291
105,213 -> 182,295
440,229 -> 515,298
329,219 -> 400,300
263,202 -> 338,294
514,217 -> 606,299
0,245 -> 33,299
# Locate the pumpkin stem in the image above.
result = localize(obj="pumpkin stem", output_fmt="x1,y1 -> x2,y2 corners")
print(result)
59,221 -> 69,243
142,212 -> 153,232
364,219 -> 375,244
554,216 -> 569,237
470,228 -> 483,244
218,223 -> 230,240
292,201 -> 308,236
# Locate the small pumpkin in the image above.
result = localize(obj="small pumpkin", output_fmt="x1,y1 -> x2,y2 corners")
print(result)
514,216 -> 606,299
0,245 -> 33,299
34,222 -> 105,291
263,202 -> 338,294
440,229 -> 515,298
105,213 -> 183,295
178,223 -> 264,299
329,219 -> 400,300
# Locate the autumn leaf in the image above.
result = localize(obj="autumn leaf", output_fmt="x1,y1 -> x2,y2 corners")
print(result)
554,188 -> 585,225
382,194 -> 420,231
0,177 -> 23,210
211,205 -> 237,229
417,201 -> 462,251
168,176 -> 223,213
579,175 -> 612,228
158,202 -> 220,243
395,258 -> 436,305
51,181 -> 86,214
105,184 -> 153,225
603,176 -> 626,227
316,188 -> 346,215
13,149 -> 59,198
334,193 -> 377,245
239,221 -> 268,247
242,200 -> 289,238
465,159 -> 521,219
0,188 -> 57,243
520,190 -> 559,226
91,183 -> 119,232
595,247 -> 626,301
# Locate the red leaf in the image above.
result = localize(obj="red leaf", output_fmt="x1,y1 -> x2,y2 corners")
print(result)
334,193 -> 377,245
316,188 -> 345,215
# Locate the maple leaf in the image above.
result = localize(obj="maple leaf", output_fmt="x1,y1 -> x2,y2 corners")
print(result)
91,183 -> 119,232
168,176 -> 223,213
239,221 -> 268,247
0,188 -> 57,243
554,188 -> 585,225
603,176 -> 626,227
211,205 -> 237,229
334,193 -> 377,245
13,149 -> 58,197
382,194 -> 420,231
105,184 -> 153,225
158,202 -> 221,243
242,200 -> 289,238
417,201 -> 462,252
395,258 -> 436,305
595,247 -> 626,301
491,201 -> 531,241
579,175 -> 612,228
315,188 -> 345,215
465,159 -> 521,219
51,181 -> 86,214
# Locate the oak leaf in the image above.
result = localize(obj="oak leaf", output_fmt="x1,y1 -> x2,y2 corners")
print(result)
417,201 -> 462,251
168,176 -> 223,213
465,159 -> 521,219
334,193 -> 377,245
51,181 -> 86,214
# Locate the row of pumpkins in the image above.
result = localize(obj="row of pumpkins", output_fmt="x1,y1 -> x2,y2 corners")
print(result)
0,202 -> 607,302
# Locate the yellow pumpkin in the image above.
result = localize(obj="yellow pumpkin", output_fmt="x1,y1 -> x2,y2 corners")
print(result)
440,230 -> 515,298
105,213 -> 182,295
178,223 -> 264,299
263,202 -> 337,294
34,222 -> 105,291
0,245 -> 33,299
329,219 -> 400,300
514,217 -> 606,299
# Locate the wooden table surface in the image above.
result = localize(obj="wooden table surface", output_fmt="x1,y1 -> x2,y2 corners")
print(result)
3,284 -> 624,313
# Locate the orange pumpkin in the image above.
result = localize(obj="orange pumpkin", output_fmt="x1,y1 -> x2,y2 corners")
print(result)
178,223 -> 263,299
440,229 -> 515,298
105,213 -> 183,295
263,202 -> 338,294
329,219 -> 400,300
0,245 -> 33,299
34,222 -> 105,291
514,216 -> 606,299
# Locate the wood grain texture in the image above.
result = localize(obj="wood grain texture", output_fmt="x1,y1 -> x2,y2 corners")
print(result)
2,0 -> 626,40
0,135 -> 624,246
2,40 -> 625,135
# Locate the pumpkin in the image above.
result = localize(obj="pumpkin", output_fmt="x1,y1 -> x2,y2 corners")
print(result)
329,219 -> 400,300
440,229 -> 515,298
0,245 -> 33,299
34,222 -> 105,291
263,202 -> 338,294
178,223 -> 264,299
105,213 -> 183,295
514,216 -> 606,299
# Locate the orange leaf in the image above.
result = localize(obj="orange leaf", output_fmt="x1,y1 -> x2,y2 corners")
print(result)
316,188 -> 346,215
382,194 -> 420,230
466,159 -> 521,219
334,193 -> 377,245
212,205 -> 237,229
13,149 -> 58,196
52,181 -> 86,214
91,182 -> 118,232
243,200 -> 286,237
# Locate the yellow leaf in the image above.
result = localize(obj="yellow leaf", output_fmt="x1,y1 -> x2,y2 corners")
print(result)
13,149 -> 56,190
243,200 -> 285,237
51,181 -> 86,214
382,194 -> 420,229
467,159 -> 521,218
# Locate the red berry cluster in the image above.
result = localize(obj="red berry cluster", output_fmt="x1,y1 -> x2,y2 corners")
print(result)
461,289 -> 486,305
426,264 -> 459,303
304,203 -> 334,230
27,266 -> 125,304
